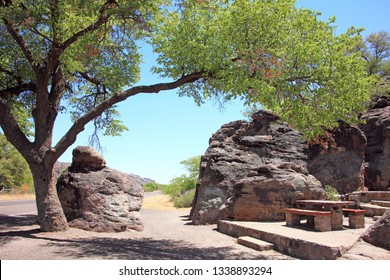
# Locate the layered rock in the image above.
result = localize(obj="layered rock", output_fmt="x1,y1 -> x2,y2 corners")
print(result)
57,146 -> 144,232
69,146 -> 106,172
190,111 -> 327,225
361,209 -> 390,250
359,96 -> 390,191
307,122 -> 367,194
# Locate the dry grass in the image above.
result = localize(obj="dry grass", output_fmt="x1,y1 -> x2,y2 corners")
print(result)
142,194 -> 191,211
0,193 -> 35,200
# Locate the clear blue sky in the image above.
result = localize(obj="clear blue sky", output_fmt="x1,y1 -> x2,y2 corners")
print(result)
54,0 -> 390,184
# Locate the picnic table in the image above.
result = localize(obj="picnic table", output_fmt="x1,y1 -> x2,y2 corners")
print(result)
285,200 -> 360,231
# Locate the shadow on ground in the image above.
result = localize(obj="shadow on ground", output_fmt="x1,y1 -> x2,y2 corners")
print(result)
0,214 -> 269,260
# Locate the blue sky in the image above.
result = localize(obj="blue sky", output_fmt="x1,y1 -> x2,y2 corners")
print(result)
54,0 -> 390,184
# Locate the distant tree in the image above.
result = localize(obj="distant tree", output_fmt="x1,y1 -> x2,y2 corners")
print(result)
163,155 -> 200,208
354,31 -> 390,97
0,0 -> 371,231
0,134 -> 32,191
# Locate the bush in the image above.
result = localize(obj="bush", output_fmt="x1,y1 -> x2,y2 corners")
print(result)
173,189 -> 196,208
324,185 -> 340,201
143,182 -> 163,192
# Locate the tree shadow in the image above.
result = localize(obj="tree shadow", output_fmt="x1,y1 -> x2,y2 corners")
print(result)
0,214 -> 272,260
0,214 -> 38,229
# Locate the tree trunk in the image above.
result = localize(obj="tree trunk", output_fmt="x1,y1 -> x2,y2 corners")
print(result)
30,163 -> 68,232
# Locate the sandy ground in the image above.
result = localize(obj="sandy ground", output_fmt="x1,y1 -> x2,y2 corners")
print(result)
0,192 -> 294,260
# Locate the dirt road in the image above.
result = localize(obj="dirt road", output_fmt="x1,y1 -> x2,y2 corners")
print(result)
0,193 -> 293,260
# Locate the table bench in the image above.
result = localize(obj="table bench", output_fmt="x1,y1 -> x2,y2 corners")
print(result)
285,208 -> 332,232
342,208 -> 366,229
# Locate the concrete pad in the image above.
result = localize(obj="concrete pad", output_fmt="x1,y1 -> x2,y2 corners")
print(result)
218,218 -> 375,260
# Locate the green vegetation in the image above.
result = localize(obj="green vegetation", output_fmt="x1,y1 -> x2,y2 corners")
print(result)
0,0 -> 375,231
0,134 -> 33,193
143,181 -> 164,192
324,185 -> 340,201
163,156 -> 201,208
360,31 -> 390,98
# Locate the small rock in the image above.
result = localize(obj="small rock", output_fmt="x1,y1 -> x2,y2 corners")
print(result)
70,146 -> 106,172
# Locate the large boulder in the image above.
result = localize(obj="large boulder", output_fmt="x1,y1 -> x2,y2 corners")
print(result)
359,96 -> 390,191
57,147 -> 143,232
361,210 -> 390,250
307,121 -> 367,194
190,111 -> 326,225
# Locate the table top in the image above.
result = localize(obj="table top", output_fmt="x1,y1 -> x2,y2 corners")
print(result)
294,200 -> 356,207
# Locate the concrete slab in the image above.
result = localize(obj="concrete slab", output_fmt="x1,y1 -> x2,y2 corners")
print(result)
218,217 -> 375,260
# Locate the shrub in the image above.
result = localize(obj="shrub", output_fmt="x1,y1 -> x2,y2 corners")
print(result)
324,185 -> 340,201
143,182 -> 162,192
173,189 -> 196,208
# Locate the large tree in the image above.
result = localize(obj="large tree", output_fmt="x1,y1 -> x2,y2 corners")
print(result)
0,0 -> 371,231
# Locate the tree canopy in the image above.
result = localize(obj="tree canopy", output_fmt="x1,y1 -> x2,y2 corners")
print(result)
153,0 -> 372,139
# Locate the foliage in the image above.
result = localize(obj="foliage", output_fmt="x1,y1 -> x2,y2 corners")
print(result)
324,185 -> 340,201
0,134 -> 33,191
143,181 -> 165,192
153,0 -> 372,140
162,155 -> 200,207
172,188 -> 196,208
356,31 -> 390,98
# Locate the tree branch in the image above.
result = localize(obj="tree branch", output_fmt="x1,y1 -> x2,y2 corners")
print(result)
2,18 -> 36,68
0,82 -> 36,98
0,98 -> 33,160
53,71 -> 206,160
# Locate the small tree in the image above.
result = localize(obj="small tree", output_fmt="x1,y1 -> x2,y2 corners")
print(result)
0,0 -> 371,231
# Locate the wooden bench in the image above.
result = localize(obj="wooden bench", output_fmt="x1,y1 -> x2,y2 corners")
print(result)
342,208 -> 366,229
285,208 -> 332,232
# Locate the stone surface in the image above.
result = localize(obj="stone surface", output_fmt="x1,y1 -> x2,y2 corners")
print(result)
237,236 -> 274,251
359,96 -> 390,191
57,146 -> 144,232
361,209 -> 390,250
190,110 -> 326,225
307,121 -> 367,194
69,146 -> 106,172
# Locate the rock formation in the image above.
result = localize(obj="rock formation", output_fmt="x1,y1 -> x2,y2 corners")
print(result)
361,209 -> 390,250
191,96 -> 390,225
307,121 -> 367,194
190,111 -> 327,225
57,146 -> 144,232
359,96 -> 390,191
69,145 -> 106,172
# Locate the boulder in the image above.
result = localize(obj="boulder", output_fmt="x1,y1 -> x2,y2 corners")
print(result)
307,121 -> 367,194
359,96 -> 390,191
361,210 -> 390,250
57,147 -> 143,232
69,146 -> 106,172
190,111 -> 327,225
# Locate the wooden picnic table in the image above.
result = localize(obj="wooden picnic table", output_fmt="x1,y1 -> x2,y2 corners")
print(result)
293,200 -> 357,230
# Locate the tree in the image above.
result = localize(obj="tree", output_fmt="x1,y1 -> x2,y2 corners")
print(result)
357,31 -> 390,96
0,0 -> 371,231
163,155 -> 200,208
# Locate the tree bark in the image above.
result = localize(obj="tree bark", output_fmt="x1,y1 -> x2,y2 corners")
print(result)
30,163 -> 69,232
